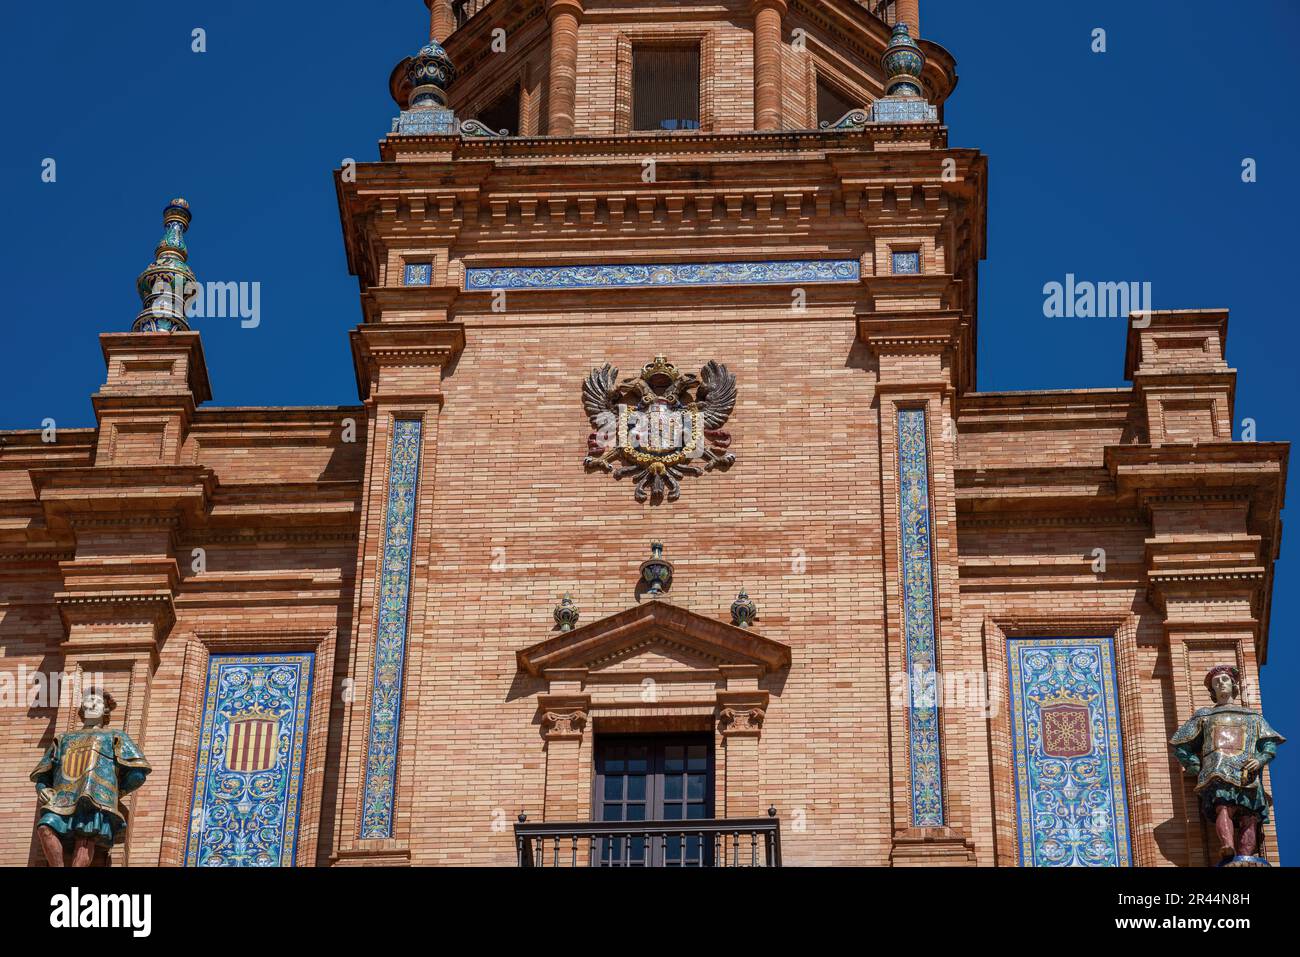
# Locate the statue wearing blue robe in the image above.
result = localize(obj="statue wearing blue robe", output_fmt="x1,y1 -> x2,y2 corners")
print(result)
31,728 -> 152,847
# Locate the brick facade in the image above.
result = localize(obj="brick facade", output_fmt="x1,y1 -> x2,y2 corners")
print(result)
0,0 -> 1286,866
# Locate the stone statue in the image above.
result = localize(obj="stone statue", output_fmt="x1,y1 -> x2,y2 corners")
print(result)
1170,665 -> 1285,866
30,688 -> 151,867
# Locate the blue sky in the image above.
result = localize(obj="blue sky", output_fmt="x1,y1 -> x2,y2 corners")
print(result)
2,1 -> 1298,855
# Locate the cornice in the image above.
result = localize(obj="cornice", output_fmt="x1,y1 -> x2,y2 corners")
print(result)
379,125 -> 946,164
30,465 -> 217,530
98,331 -> 213,404
517,598 -> 792,679
350,320 -> 467,402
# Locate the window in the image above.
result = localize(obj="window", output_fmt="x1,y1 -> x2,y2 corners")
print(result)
594,734 -> 713,865
892,250 -> 921,275
632,46 -> 700,131
816,77 -> 858,128
475,83 -> 520,136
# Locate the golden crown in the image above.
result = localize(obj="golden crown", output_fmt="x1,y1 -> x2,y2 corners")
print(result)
640,355 -> 681,381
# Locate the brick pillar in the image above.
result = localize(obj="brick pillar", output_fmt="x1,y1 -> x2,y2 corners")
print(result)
751,0 -> 786,131
717,690 -> 767,816
331,321 -> 464,866
545,0 -> 583,136
860,311 -> 976,865
896,0 -> 920,36
1113,308 -> 1287,865
539,694 -> 591,827
30,331 -> 213,866
428,0 -> 456,43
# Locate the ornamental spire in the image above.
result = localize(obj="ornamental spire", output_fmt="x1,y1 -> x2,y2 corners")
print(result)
881,21 -> 925,97
132,198 -> 195,332
390,39 -> 459,134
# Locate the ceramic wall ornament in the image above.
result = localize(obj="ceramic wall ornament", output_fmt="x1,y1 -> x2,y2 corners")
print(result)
639,541 -> 674,596
553,593 -> 580,632
582,355 -> 736,502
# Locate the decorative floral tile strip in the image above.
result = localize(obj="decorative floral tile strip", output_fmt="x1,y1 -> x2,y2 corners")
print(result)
186,653 -> 315,867
897,407 -> 944,827
465,259 -> 860,291
360,417 -> 422,839
1007,636 -> 1132,867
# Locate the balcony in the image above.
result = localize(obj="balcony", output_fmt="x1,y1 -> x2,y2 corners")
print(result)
514,816 -> 782,867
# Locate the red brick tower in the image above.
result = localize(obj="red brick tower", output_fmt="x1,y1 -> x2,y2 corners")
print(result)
0,0 -> 1285,868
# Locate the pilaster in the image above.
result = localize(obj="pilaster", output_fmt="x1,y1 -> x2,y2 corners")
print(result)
860,309 -> 976,865
539,692 -> 592,824
331,319 -> 464,865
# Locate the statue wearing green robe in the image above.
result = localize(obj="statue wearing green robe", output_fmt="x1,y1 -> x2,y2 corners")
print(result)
30,689 -> 151,866
1170,665 -> 1284,864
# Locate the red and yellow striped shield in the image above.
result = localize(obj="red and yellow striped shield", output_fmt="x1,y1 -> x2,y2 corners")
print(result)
62,741 -> 96,780
225,716 -> 280,773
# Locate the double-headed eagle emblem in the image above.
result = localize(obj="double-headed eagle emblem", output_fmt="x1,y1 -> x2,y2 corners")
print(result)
582,356 -> 736,502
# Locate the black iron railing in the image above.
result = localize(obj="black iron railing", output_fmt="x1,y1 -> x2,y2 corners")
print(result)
515,817 -> 782,867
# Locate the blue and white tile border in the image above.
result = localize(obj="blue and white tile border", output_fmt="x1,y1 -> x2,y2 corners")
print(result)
465,259 -> 860,291
896,407 -> 945,827
360,417 -> 423,839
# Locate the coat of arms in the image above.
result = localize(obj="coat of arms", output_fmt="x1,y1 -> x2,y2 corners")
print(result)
1039,694 -> 1093,759
582,356 -> 736,502
223,706 -> 282,773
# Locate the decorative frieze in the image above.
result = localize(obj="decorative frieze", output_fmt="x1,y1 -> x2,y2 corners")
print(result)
466,259 -> 859,291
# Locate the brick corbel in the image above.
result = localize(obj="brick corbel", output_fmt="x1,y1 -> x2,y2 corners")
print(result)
716,690 -> 768,738
539,693 -> 592,741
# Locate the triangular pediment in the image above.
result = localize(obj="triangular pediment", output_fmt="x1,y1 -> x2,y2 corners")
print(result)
516,599 -> 790,679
